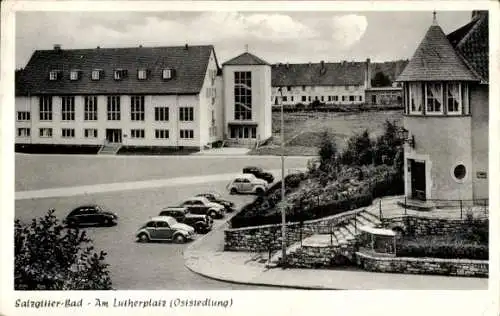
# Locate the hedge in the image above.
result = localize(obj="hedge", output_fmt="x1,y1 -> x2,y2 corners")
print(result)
397,237 -> 489,260
230,193 -> 373,228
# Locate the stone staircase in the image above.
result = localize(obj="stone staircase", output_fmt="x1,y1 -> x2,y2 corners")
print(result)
267,210 -> 382,268
98,143 -> 121,155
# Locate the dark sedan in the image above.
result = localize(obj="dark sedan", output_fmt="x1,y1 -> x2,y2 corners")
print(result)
195,192 -> 236,212
64,205 -> 118,227
242,166 -> 275,184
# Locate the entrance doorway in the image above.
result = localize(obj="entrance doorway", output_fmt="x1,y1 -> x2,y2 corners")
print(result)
410,160 -> 426,200
106,129 -> 122,143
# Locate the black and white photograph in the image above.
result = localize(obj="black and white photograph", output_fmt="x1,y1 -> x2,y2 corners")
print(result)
1,1 -> 499,316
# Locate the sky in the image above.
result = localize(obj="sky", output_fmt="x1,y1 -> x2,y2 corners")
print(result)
15,10 -> 474,69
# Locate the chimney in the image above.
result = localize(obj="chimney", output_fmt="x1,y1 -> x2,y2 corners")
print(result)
185,43 -> 189,50
53,44 -> 61,51
365,58 -> 372,89
320,60 -> 325,68
286,62 -> 289,69
320,60 -> 326,75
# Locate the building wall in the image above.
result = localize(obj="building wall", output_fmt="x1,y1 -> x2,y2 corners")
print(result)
404,116 -> 473,200
470,84 -> 489,199
271,84 -> 365,106
223,64 -> 272,142
15,94 -> 205,148
365,89 -> 402,106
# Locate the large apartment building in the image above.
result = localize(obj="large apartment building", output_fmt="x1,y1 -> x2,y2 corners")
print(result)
15,44 -> 224,151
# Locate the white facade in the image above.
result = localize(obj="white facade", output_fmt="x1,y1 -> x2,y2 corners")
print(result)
271,84 -> 365,106
15,51 -> 223,150
222,64 -> 272,144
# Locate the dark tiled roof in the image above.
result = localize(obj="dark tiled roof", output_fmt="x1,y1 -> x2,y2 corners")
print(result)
396,24 -> 478,82
450,11 -> 489,82
272,62 -> 366,86
223,52 -> 270,66
16,45 -> 216,96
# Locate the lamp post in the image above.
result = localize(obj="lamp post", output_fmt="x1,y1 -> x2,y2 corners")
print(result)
279,87 -> 286,267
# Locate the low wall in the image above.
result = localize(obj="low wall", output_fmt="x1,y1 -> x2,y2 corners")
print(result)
381,215 -> 485,237
356,251 -> 488,278
224,208 -> 362,252
287,243 -> 357,268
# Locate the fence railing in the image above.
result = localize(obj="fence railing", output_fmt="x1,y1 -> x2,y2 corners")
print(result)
379,196 -> 489,221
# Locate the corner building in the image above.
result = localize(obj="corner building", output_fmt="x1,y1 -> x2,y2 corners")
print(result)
396,11 -> 489,202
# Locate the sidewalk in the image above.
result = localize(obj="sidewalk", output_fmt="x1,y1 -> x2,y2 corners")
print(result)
183,204 -> 488,290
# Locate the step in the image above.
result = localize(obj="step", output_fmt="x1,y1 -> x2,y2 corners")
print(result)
333,230 -> 347,245
302,234 -> 335,247
344,222 -> 358,237
360,211 -> 382,225
354,215 -> 372,227
337,226 -> 355,241
267,240 -> 303,267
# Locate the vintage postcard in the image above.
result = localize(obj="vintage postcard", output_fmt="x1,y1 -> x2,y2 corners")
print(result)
1,1 -> 499,316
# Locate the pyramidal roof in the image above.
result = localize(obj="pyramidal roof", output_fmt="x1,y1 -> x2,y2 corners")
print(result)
223,52 -> 270,66
397,21 -> 479,82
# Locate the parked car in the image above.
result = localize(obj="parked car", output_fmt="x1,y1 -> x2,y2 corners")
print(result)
227,174 -> 268,195
179,197 -> 225,219
195,192 -> 236,212
64,205 -> 118,227
158,207 -> 213,233
136,216 -> 195,243
242,166 -> 275,184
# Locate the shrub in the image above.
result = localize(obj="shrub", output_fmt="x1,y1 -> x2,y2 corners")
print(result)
397,236 -> 489,260
340,129 -> 374,166
15,209 -> 113,290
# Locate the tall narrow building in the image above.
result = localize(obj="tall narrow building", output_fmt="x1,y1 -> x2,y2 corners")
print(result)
397,11 -> 489,203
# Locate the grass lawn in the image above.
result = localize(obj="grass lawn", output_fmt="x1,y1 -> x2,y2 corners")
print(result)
250,110 -> 403,155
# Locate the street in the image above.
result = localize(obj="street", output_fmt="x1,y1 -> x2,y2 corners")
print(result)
14,154 -> 311,290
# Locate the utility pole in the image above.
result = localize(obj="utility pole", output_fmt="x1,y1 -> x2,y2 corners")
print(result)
279,87 -> 286,267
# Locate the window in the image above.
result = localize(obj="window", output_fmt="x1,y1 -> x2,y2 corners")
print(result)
426,83 -> 443,113
179,107 -> 194,121
229,126 -> 256,139
206,87 -> 216,98
61,96 -> 75,121
452,164 -> 467,183
162,68 -> 172,80
372,95 -> 377,104
328,96 -> 332,102
333,96 -> 338,102
409,82 -> 423,114
70,70 -> 80,81
321,96 -> 324,102
282,96 -> 288,102
358,96 -> 363,101
84,128 -> 98,138
155,129 -> 169,139
130,96 -> 145,121
462,84 -> 470,114
342,96 -> 346,102
39,128 -> 53,138
234,71 -> 252,120
349,95 -> 355,102
130,129 -> 145,139
302,86 -> 306,91
287,86 -> 291,91
308,96 -> 311,102
302,96 -> 306,102
39,96 -> 53,121
84,96 -> 98,121
91,70 -> 101,80
155,107 -> 169,121
61,128 -> 75,138
180,129 -> 194,139
107,96 -> 121,120
17,111 -> 30,121
17,128 -> 30,137
114,69 -> 127,80
138,69 -> 147,80
291,96 -> 294,102
49,70 -> 60,81
446,83 -> 461,114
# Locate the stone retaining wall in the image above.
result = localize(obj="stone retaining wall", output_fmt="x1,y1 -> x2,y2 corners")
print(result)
287,243 -> 357,268
224,208 -> 361,252
382,215 -> 485,237
355,252 -> 488,278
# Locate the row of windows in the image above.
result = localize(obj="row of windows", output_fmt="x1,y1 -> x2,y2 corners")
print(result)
17,128 -> 194,139
276,95 -> 363,103
229,126 -> 257,139
234,71 -> 252,121
278,85 -> 360,92
49,68 -> 174,81
404,82 -> 469,115
31,96 -> 193,122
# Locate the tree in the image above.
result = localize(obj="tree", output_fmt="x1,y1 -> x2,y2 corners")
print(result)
318,130 -> 338,170
340,129 -> 374,166
371,71 -> 392,87
374,120 -> 404,172
15,209 -> 113,290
